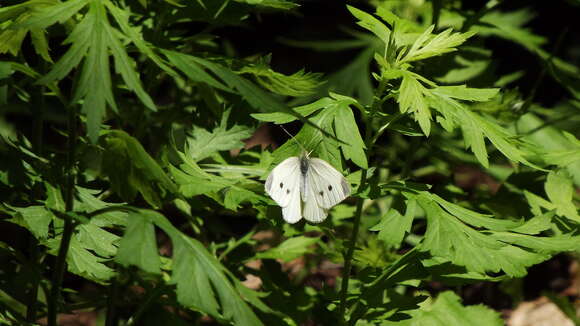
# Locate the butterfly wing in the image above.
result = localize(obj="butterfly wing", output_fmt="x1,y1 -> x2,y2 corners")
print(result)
302,185 -> 328,223
306,158 -> 351,209
265,157 -> 303,223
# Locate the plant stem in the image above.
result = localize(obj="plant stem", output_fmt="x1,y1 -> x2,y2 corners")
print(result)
47,104 -> 77,326
105,279 -> 119,326
338,79 -> 388,324
27,81 -> 46,322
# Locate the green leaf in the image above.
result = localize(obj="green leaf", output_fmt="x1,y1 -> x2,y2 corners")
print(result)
415,192 -> 558,277
105,18 -> 155,111
239,61 -> 323,97
370,199 -> 416,247
164,50 -> 232,92
186,111 -> 253,162
431,85 -> 499,102
347,5 -> 391,46
105,2 -> 178,78
45,216 -> 120,284
131,210 -> 265,325
400,26 -> 475,63
271,106 -> 342,169
334,96 -> 367,169
102,130 -> 178,208
115,211 -> 161,274
17,0 -> 90,29
517,113 -> 580,186
474,9 -> 546,52
251,97 -> 333,124
9,205 -> 54,239
255,236 -> 319,262
28,1 -> 155,142
429,92 -> 536,168
398,72 -> 432,136
48,236 -> 116,283
545,171 -> 580,222
384,291 -> 503,326
76,223 -> 119,257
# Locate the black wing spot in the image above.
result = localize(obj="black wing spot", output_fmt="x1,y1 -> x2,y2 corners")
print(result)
328,185 -> 333,191
286,189 -> 290,194
279,182 -> 283,189
319,191 -> 324,196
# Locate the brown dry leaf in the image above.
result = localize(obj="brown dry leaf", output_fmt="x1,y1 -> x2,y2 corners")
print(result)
508,296 -> 574,326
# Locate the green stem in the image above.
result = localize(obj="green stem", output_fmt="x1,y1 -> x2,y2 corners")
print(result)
126,285 -> 167,326
105,279 -> 119,326
338,79 -> 388,323
26,81 -> 46,322
47,104 -> 77,326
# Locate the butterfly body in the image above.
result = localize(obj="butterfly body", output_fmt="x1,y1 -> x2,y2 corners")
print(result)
265,155 -> 350,223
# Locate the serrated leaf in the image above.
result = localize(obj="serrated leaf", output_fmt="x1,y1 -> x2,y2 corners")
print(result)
386,291 -> 503,326
10,205 -> 53,239
186,111 -> 253,162
133,210 -> 265,325
255,236 -> 319,262
545,171 -> 580,222
102,130 -> 178,208
347,5 -> 391,45
517,113 -> 580,186
370,201 -> 415,248
164,50 -> 232,92
398,73 -> 431,136
334,101 -> 367,169
431,85 -> 499,101
400,27 -> 475,63
239,63 -> 323,97
271,107 -> 342,170
115,212 -> 161,274
251,97 -> 333,124
106,21 -> 155,111
45,220 -> 118,283
50,236 -> 116,282
76,223 -> 119,257
415,192 -> 560,277
17,0 -> 90,29
105,3 -> 177,78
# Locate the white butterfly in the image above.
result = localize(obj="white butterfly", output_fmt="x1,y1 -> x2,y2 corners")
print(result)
265,154 -> 351,223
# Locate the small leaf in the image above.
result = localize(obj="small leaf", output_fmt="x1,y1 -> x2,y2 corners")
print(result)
390,291 -> 503,326
186,111 -> 253,162
334,101 -> 367,169
347,6 -> 391,45
10,205 -> 54,239
115,212 -> 161,274
545,170 -> 580,222
255,236 -> 319,262
370,199 -> 415,247
398,73 -> 431,136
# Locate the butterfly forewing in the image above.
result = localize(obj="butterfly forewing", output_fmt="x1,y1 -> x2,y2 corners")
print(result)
265,157 -> 301,208
307,158 -> 351,210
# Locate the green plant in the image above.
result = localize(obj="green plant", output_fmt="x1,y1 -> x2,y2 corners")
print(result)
0,0 -> 579,325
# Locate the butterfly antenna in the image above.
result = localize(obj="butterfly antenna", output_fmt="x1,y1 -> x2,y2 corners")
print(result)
279,125 -> 308,154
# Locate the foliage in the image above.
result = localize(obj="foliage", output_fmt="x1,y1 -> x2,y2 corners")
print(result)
0,0 -> 579,325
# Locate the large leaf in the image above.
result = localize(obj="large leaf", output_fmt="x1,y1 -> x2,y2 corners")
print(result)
115,210 -> 266,325
382,291 -> 503,326
21,0 -> 155,142
102,130 -> 178,208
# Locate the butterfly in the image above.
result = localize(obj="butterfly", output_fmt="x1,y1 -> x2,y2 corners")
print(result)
265,154 -> 351,223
